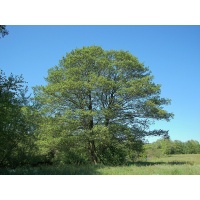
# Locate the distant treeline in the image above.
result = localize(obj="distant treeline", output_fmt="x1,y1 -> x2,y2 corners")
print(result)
144,139 -> 200,158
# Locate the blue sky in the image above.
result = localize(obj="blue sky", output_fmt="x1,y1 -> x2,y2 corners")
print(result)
0,25 -> 200,143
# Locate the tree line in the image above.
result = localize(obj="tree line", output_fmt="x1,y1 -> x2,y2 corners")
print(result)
1,43 -> 175,167
144,139 -> 200,158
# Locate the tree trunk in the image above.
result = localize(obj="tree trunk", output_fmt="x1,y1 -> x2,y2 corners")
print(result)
105,118 -> 110,126
89,140 -> 98,164
104,91 -> 115,127
88,92 -> 98,164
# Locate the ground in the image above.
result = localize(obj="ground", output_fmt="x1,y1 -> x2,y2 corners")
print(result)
1,154 -> 200,175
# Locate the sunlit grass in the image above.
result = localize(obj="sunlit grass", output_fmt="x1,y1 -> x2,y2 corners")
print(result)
97,154 -> 200,175
1,154 -> 200,175
97,163 -> 200,175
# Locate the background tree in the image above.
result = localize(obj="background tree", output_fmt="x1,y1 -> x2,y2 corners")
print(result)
0,25 -> 9,39
0,70 -> 35,167
144,138 -> 200,158
144,138 -> 175,158
33,46 -> 173,165
173,140 -> 185,154
184,140 -> 200,154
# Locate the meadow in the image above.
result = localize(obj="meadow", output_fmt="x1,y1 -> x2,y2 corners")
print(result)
1,154 -> 200,175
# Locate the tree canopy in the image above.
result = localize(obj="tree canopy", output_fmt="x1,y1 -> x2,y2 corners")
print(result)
33,46 -> 173,165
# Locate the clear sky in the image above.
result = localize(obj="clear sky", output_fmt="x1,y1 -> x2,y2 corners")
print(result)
1,25 -> 200,143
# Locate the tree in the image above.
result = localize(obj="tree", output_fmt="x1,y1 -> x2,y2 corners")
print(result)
0,25 -> 9,39
172,140 -> 186,154
184,140 -> 200,154
0,70 -> 33,167
145,138 -> 175,158
33,46 -> 173,165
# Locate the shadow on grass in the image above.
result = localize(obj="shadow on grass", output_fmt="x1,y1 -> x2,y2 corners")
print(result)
0,160 -> 194,175
132,161 -> 193,166
0,164 -> 105,175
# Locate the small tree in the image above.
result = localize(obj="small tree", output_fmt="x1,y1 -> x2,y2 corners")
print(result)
33,46 -> 173,165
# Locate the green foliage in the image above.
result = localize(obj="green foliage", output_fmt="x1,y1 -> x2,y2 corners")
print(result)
173,140 -> 186,154
184,140 -> 200,154
0,70 -> 37,167
0,25 -> 9,39
33,46 -> 173,165
145,138 -> 200,158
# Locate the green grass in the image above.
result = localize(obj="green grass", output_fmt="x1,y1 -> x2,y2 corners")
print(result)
1,154 -> 200,175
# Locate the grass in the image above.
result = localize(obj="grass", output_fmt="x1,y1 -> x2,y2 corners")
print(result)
1,154 -> 200,175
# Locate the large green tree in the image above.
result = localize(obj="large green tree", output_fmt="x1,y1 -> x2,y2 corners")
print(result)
34,46 -> 173,165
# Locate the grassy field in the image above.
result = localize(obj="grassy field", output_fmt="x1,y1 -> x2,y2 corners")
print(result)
1,154 -> 200,175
